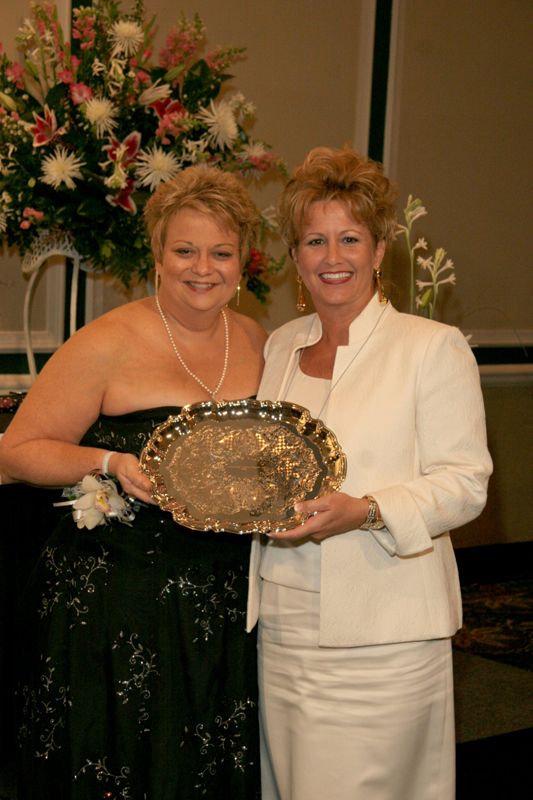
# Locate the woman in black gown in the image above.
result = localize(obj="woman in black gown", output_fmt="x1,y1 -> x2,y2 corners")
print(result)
0,166 -> 267,799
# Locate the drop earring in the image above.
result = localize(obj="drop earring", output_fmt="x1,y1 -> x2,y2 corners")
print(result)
296,273 -> 306,312
374,266 -> 387,305
235,282 -> 241,307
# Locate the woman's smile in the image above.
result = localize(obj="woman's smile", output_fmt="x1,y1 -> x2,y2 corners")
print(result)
156,207 -> 241,312
318,270 -> 353,283
294,199 -> 385,317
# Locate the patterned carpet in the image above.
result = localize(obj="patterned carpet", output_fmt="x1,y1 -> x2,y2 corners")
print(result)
453,576 -> 533,672
453,541 -> 533,668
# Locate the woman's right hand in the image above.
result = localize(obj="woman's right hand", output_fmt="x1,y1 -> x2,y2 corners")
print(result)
106,452 -> 155,505
267,492 -> 371,543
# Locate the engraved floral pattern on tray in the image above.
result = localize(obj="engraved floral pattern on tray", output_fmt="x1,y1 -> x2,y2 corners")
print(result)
140,400 -> 347,534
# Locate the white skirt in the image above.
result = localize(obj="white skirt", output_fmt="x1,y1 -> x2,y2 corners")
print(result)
258,580 -> 455,800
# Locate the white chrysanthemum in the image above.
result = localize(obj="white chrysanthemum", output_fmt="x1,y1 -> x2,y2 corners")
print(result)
139,80 -> 172,106
135,146 -> 181,190
109,19 -> 144,57
83,96 -> 118,138
40,146 -> 85,189
240,141 -> 268,159
227,92 -> 246,109
197,100 -> 238,149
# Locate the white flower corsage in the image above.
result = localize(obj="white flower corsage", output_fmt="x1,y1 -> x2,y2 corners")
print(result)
55,473 -> 138,530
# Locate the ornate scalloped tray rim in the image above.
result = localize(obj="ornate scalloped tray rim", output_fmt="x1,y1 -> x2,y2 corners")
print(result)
139,399 -> 347,534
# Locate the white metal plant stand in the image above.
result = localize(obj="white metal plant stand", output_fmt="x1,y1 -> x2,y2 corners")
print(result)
21,229 -> 89,383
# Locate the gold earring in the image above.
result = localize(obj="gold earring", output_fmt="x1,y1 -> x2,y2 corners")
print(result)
235,282 -> 241,307
296,273 -> 306,312
374,266 -> 387,304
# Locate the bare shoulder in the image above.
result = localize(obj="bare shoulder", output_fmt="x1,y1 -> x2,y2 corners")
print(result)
62,298 -> 148,351
230,310 -> 268,348
23,300 -> 150,393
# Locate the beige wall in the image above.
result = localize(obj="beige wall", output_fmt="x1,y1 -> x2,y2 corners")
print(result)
453,382 -> 533,548
385,0 -> 533,345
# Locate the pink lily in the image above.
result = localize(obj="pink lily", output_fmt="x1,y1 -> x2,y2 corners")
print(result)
151,98 -> 187,143
102,131 -> 141,167
106,179 -> 137,214
150,97 -> 186,120
31,105 -> 63,147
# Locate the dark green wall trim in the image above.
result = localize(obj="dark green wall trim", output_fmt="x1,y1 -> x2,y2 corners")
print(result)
368,0 -> 393,163
0,347 -> 530,377
0,353 -> 53,374
473,346 -> 531,366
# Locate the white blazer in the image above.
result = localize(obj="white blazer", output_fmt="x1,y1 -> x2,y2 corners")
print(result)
247,296 -> 492,646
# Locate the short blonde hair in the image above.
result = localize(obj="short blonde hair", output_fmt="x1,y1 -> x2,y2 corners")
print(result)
144,165 -> 259,265
278,146 -> 397,249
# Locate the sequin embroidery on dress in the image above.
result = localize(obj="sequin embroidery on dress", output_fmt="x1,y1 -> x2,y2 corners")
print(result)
15,408 -> 261,799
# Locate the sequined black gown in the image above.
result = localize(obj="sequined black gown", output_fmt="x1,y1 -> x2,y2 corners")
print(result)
16,409 -> 260,800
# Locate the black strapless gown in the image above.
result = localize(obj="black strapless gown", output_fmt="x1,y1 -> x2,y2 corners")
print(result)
15,408 -> 260,800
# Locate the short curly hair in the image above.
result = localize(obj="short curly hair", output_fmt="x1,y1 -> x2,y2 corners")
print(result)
144,165 -> 260,265
278,146 -> 397,250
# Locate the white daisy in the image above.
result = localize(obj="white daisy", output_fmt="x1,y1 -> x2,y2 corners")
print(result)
135,146 -> 181,190
197,99 -> 238,150
83,96 -> 118,138
109,19 -> 144,57
40,146 -> 85,190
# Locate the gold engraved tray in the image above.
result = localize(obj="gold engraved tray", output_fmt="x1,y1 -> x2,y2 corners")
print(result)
139,399 -> 347,534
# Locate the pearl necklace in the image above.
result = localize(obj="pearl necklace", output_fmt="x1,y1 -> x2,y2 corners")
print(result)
155,295 -> 229,400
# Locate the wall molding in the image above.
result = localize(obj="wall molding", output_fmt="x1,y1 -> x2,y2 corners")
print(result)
353,0 -> 377,156
382,0 -> 403,173
465,329 -> 533,347
479,364 -> 533,387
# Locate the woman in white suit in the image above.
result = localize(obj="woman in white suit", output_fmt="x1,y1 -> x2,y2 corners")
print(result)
247,146 -> 492,800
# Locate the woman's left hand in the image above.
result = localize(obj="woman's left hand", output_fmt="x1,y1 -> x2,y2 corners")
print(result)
267,492 -> 369,542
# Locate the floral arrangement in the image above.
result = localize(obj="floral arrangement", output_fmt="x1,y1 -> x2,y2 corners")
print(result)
0,0 -> 285,302
398,195 -> 456,319
54,472 -> 139,529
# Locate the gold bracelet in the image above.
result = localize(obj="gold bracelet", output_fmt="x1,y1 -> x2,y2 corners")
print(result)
360,494 -> 385,530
